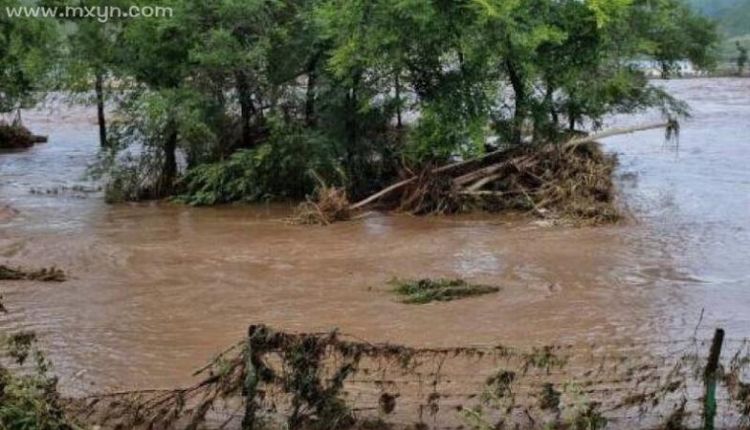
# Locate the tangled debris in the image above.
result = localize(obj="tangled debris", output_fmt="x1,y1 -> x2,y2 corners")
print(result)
0,265 -> 67,282
390,278 -> 500,304
293,185 -> 351,225
355,142 -> 620,224
66,323 -> 750,430
345,121 -> 678,224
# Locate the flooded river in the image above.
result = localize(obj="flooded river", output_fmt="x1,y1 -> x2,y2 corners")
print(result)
0,78 -> 749,395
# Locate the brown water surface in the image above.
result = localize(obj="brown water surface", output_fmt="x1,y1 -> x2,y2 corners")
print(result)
1,79 -> 749,394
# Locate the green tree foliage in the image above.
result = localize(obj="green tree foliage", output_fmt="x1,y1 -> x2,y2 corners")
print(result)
55,0 -> 130,147
59,0 -> 718,204
637,0 -> 719,78
0,0 -> 58,115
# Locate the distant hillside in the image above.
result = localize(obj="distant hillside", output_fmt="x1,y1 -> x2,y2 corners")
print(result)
685,0 -> 750,37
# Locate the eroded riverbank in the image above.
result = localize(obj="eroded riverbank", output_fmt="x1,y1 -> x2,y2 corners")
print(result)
1,78 -> 749,396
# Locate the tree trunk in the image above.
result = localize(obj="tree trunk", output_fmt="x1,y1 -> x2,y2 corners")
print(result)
158,120 -> 178,198
236,70 -> 254,148
395,71 -> 402,129
305,54 -> 319,127
344,73 -> 361,188
660,62 -> 670,79
545,82 -> 558,126
95,72 -> 107,147
568,106 -> 577,132
505,58 -> 526,145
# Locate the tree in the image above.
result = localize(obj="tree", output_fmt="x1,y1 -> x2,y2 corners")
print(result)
0,0 -> 58,119
637,0 -> 718,79
737,41 -> 748,75
58,0 -> 127,147
114,0 -> 196,197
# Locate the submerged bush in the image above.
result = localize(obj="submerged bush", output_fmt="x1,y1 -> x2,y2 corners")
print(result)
390,278 -> 500,304
176,120 -> 342,206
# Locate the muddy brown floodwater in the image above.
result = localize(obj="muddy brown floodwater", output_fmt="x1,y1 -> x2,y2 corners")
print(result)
0,79 -> 749,396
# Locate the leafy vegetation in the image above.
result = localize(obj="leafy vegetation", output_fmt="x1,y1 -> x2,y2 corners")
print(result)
3,0 -> 719,212
0,331 -> 77,430
685,0 -> 750,67
390,278 -> 500,304
0,0 -> 57,117
57,0 -> 719,206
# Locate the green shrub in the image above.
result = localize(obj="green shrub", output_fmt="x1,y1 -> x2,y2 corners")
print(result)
0,332 -> 76,430
177,119 -> 342,205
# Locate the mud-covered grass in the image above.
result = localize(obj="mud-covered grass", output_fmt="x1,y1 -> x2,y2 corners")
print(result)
0,265 -> 67,282
390,278 -> 500,304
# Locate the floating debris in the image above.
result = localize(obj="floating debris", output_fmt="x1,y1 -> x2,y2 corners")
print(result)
390,278 -> 500,304
0,265 -> 67,282
293,173 -> 351,225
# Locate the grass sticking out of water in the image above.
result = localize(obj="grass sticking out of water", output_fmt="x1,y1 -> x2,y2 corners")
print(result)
390,278 -> 499,304
0,265 -> 66,282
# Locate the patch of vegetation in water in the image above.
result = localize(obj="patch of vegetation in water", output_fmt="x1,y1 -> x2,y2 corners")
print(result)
390,278 -> 500,304
0,265 -> 66,282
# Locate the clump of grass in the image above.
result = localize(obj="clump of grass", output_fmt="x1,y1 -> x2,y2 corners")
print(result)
390,278 -> 499,304
0,265 -> 67,282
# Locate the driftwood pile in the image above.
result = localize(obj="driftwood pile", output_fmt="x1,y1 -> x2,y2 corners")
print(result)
298,122 -> 676,225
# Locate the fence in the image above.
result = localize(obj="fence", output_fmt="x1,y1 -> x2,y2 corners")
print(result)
69,325 -> 750,430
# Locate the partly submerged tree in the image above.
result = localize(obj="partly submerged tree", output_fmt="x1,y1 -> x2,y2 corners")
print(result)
57,0 -> 129,148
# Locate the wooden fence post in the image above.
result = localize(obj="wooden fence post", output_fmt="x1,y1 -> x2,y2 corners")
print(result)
703,328 -> 725,430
